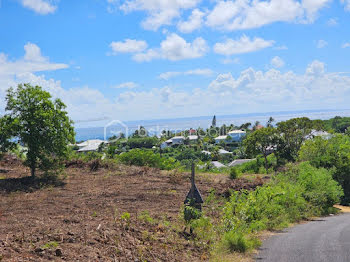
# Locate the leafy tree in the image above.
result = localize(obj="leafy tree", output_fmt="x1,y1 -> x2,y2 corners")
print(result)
323,116 -> 350,133
266,117 -> 274,127
252,121 -> 261,131
276,117 -> 313,163
4,84 -> 75,177
244,127 -> 278,173
299,135 -> 350,204
0,115 -> 16,158
239,122 -> 252,130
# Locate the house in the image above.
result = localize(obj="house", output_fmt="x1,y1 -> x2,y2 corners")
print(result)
218,149 -> 232,155
160,136 -> 185,149
211,161 -> 227,168
76,139 -> 107,152
215,135 -> 228,144
305,130 -> 332,140
227,130 -> 246,142
228,159 -> 254,167
188,135 -> 198,143
76,139 -> 106,149
201,150 -> 211,155
160,139 -> 173,149
172,136 -> 185,144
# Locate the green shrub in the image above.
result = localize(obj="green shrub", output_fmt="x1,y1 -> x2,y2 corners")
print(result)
118,149 -> 178,170
278,162 -> 343,214
299,135 -> 350,205
222,231 -> 260,253
229,167 -> 239,179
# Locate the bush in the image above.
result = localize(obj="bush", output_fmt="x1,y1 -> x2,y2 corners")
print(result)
299,135 -> 350,204
221,162 -> 342,251
235,154 -> 276,174
229,167 -> 239,179
222,231 -> 260,253
118,149 -> 178,170
278,162 -> 343,214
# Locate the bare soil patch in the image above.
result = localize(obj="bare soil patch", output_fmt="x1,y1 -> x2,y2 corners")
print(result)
0,157 -> 265,261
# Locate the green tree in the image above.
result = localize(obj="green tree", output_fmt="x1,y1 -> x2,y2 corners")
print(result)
244,127 -> 278,173
5,84 -> 75,177
276,117 -> 313,163
212,115 -> 216,128
0,116 -> 16,156
299,135 -> 350,204
266,117 -> 274,127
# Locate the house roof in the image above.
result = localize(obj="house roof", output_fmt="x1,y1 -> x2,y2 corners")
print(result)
228,130 -> 246,134
188,135 -> 198,140
76,139 -> 106,147
215,135 -> 228,140
172,136 -> 185,140
77,144 -> 100,152
228,159 -> 254,167
201,150 -> 211,155
211,161 -> 227,168
219,149 -> 232,154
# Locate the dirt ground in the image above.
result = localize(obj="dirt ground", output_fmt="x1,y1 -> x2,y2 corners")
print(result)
0,156 -> 265,261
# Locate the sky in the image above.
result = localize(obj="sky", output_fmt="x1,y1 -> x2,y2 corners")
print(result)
1,0 -> 350,127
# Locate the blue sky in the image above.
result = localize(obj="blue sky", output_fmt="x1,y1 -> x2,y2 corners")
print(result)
1,0 -> 350,127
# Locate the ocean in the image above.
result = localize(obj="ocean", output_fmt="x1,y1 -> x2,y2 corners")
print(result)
75,109 -> 350,142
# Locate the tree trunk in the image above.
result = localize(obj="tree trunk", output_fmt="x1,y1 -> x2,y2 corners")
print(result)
31,166 -> 36,177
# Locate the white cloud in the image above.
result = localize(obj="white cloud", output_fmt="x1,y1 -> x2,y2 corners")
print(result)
177,9 -> 205,33
214,35 -> 274,56
205,0 -> 331,31
133,33 -> 208,62
120,0 -> 201,30
0,43 -> 68,114
21,0 -> 57,15
341,0 -> 350,11
327,18 -> 338,26
271,56 -> 285,68
305,60 -> 325,76
275,45 -> 288,50
112,82 -> 139,89
342,43 -> 350,48
110,39 -> 148,54
159,68 -> 213,80
221,57 -> 240,65
317,39 -> 328,48
2,56 -> 350,125
0,43 -> 68,77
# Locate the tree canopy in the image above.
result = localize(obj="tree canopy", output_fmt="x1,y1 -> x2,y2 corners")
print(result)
3,84 -> 75,176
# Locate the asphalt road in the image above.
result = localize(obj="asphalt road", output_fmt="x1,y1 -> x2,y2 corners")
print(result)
256,213 -> 350,262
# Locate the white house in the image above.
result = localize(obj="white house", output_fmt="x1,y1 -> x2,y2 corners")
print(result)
172,136 -> 185,144
160,136 -> 185,149
76,139 -> 107,152
228,159 -> 254,167
218,149 -> 232,155
211,161 -> 227,168
305,130 -> 332,140
227,130 -> 246,142
188,135 -> 198,142
201,150 -> 211,155
215,135 -> 228,144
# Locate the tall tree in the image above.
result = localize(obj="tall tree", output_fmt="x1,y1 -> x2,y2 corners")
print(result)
212,115 -> 216,128
266,117 -> 275,127
244,127 -> 278,173
5,84 -> 75,177
276,117 -> 313,163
